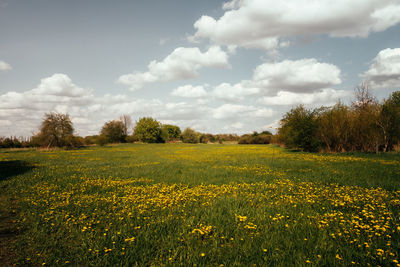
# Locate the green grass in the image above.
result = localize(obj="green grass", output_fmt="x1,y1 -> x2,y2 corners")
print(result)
1,143 -> 399,266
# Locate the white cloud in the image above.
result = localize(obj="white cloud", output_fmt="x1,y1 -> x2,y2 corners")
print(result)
0,60 -> 12,71
213,104 -> 251,119
1,70 -> 346,138
231,122 -> 243,129
0,74 -> 95,136
212,82 -> 259,101
252,59 -> 341,93
362,47 -> 400,88
258,89 -> 351,106
0,74 -> 216,136
31,73 -> 91,97
193,0 -> 400,50
213,103 -> 274,120
171,85 -> 208,98
211,58 -> 341,102
117,46 -> 229,90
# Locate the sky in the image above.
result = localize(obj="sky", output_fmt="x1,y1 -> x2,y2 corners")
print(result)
1,0 -> 400,137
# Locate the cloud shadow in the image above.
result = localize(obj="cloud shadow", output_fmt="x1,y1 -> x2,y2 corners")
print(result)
0,160 -> 34,181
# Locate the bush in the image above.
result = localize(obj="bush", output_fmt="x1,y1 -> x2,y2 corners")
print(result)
238,134 -> 271,144
161,124 -> 181,142
100,120 -> 126,143
181,128 -> 199,143
65,136 -> 85,148
125,135 -> 139,143
199,134 -> 208,144
238,135 -> 252,144
278,105 -> 321,152
96,135 -> 108,146
134,117 -> 164,143
84,135 -> 98,145
253,134 -> 271,144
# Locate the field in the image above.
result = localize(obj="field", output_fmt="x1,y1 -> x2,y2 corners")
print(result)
1,143 -> 400,266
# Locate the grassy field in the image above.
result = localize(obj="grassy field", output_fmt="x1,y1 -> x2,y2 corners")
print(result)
1,143 -> 400,266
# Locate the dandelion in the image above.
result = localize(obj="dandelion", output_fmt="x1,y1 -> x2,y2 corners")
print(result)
125,237 -> 135,242
236,215 -> 247,222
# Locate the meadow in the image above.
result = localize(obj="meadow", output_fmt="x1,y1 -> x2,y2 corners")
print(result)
1,143 -> 400,266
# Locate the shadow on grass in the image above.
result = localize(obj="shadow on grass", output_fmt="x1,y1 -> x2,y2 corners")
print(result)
0,160 -> 34,181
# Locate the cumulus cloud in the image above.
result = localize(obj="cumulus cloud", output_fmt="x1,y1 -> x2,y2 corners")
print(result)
1,74 -> 226,136
258,89 -> 351,106
213,103 -> 274,120
231,122 -> 244,129
212,82 -> 259,101
193,0 -> 400,50
362,48 -> 400,88
117,46 -> 229,90
0,74 -> 93,111
31,74 -> 91,97
1,70 -> 345,137
171,85 -> 208,98
0,74 -> 95,135
0,60 -> 12,71
252,59 -> 341,93
211,58 -> 341,102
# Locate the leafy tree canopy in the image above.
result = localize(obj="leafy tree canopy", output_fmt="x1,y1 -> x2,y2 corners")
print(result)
100,120 -> 126,143
162,124 -> 181,141
38,112 -> 74,148
134,117 -> 164,143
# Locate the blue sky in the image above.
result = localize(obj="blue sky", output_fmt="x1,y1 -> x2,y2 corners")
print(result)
1,0 -> 400,136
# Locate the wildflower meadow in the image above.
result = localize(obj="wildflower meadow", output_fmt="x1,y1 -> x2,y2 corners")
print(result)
1,143 -> 400,266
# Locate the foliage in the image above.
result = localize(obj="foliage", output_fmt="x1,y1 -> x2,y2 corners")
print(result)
1,144 -> 400,266
83,135 -> 98,145
238,133 -> 272,144
134,117 -> 164,143
181,128 -> 200,143
125,135 -> 139,143
36,112 -> 74,148
379,91 -> 400,151
278,105 -> 321,152
199,134 -> 208,144
0,137 -> 22,148
161,124 -> 181,141
100,120 -> 127,143
277,89 -> 400,153
119,114 -> 132,136
317,102 -> 351,152
95,135 -> 108,146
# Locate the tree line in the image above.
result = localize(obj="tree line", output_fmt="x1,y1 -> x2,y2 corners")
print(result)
277,86 -> 400,152
0,115 -> 242,148
1,86 -> 398,153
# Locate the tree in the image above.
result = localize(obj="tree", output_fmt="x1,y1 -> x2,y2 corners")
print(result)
120,114 -> 132,136
181,128 -> 199,143
161,124 -> 181,141
100,120 -> 126,143
278,105 -> 321,152
351,84 -> 381,152
37,112 -> 74,148
238,133 -> 271,144
379,91 -> 400,151
318,102 -> 351,152
134,117 -> 164,143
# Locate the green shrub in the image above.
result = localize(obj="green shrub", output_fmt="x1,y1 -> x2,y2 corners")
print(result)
181,128 -> 199,143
